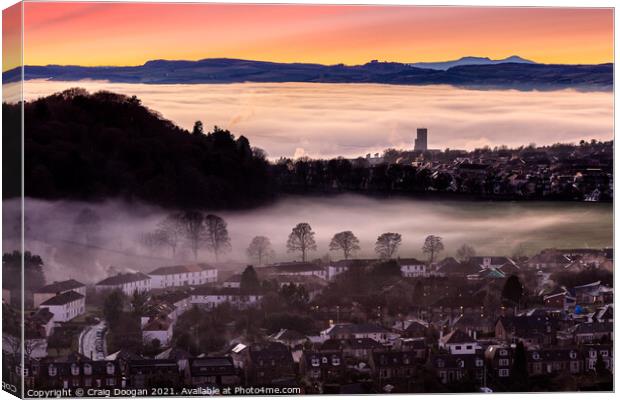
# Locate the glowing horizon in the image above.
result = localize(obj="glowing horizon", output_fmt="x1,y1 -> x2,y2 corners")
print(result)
14,3 -> 613,72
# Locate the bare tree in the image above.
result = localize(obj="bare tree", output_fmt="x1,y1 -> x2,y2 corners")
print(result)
157,214 -> 184,257
375,232 -> 402,259
456,244 -> 476,262
422,235 -> 444,264
204,214 -> 231,262
329,231 -> 360,260
247,236 -> 274,266
137,231 -> 167,254
287,223 -> 317,262
179,210 -> 206,260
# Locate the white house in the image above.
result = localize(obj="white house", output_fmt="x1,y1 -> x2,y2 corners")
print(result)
95,272 -> 151,296
148,264 -> 217,289
266,262 -> 328,280
320,323 -> 400,345
142,317 -> 173,346
222,274 -> 242,288
325,259 -> 375,281
439,329 -> 480,355
398,258 -> 428,278
190,287 -> 263,309
39,291 -> 85,323
34,279 -> 86,308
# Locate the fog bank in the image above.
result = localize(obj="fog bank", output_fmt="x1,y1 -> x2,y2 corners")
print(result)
11,80 -> 614,159
2,195 -> 612,284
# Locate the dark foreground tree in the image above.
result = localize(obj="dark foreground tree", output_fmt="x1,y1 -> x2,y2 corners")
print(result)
103,290 -> 125,328
502,275 -> 524,307
510,341 -> 529,391
422,235 -> 444,263
329,231 -> 360,260
2,251 -> 46,293
179,210 -> 206,260
287,223 -> 317,262
204,214 -> 231,262
456,244 -> 476,262
246,236 -> 274,266
240,265 -> 261,292
375,232 -> 401,259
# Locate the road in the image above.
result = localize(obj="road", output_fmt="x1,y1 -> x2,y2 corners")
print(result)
79,321 -> 107,360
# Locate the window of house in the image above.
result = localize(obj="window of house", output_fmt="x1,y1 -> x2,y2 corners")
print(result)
499,359 -> 509,366
84,378 -> 92,387
499,369 -> 509,377
466,345 -> 472,350
475,359 -> 483,367
500,349 -> 508,356
455,346 -> 462,350
601,351 -> 608,357
532,352 -> 540,360
48,365 -> 57,377
311,358 -> 320,367
71,363 -> 80,376
106,363 -> 115,375
106,378 -> 116,386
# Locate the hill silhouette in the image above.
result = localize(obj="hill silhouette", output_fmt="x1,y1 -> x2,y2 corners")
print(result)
2,58 -> 613,90
7,88 -> 274,208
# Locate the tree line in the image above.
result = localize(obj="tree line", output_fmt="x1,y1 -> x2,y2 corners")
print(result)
141,211 -> 461,264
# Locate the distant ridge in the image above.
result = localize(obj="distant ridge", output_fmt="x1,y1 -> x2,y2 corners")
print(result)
2,57 -> 612,91
408,55 -> 536,70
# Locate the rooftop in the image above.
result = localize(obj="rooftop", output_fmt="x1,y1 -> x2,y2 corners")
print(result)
39,290 -> 84,306
36,279 -> 84,294
148,263 -> 215,275
96,272 -> 151,286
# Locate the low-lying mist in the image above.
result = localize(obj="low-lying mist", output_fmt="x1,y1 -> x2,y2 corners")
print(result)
10,80 -> 615,159
2,195 -> 612,285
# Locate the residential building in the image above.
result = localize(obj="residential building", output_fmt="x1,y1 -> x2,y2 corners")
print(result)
439,329 -> 479,354
300,351 -> 345,383
398,258 -> 427,278
320,323 -> 400,345
430,353 -> 485,385
369,350 -> 418,381
495,315 -> 559,347
34,279 -> 86,308
95,272 -> 151,296
148,264 -> 217,289
245,342 -> 295,385
125,359 -> 182,389
264,262 -> 328,280
190,287 -> 263,309
188,357 -> 240,387
573,322 -> 613,344
320,338 -> 383,361
583,344 -> 613,373
326,259 -> 374,281
39,291 -> 85,323
26,355 -> 122,390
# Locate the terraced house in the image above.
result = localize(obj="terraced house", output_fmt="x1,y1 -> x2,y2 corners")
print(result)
148,264 -> 218,289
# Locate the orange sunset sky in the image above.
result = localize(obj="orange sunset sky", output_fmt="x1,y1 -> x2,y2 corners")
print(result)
8,3 -> 615,71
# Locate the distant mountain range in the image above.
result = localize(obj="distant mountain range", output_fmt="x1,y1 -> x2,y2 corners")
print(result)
2,57 -> 613,90
408,55 -> 535,70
